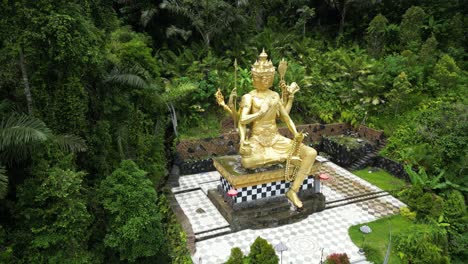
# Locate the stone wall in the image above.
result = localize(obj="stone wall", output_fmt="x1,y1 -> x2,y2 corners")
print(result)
356,125 -> 386,143
174,123 -> 384,175
176,158 -> 215,175
371,156 -> 409,181
175,123 -> 356,161
321,136 -> 374,167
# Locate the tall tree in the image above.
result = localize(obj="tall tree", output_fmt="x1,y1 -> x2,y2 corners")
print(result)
99,160 -> 165,262
400,6 -> 427,48
296,6 -> 316,39
366,14 -> 389,57
15,168 -> 93,263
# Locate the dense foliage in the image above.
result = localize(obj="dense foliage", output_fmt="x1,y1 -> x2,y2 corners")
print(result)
224,237 -> 279,264
0,0 -> 466,263
248,237 -> 279,264
99,160 -> 164,262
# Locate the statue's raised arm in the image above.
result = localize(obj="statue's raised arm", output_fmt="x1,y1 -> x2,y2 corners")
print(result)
278,59 -> 300,114
215,88 -> 238,128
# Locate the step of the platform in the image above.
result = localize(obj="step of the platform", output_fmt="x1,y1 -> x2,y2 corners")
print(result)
325,191 -> 390,209
199,181 -> 219,195
195,226 -> 232,242
174,190 -> 229,234
171,171 -> 220,193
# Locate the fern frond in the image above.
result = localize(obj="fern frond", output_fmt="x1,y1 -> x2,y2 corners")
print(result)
0,113 -> 51,151
141,8 -> 157,27
52,134 -> 87,153
105,65 -> 151,89
0,165 -> 7,199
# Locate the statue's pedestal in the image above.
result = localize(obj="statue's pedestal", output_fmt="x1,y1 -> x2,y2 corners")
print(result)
213,155 -> 323,207
210,155 -> 326,231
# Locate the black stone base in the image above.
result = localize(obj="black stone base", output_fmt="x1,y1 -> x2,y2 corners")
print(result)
207,189 -> 326,232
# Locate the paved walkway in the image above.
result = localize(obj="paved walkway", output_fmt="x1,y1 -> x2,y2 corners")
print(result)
171,157 -> 405,264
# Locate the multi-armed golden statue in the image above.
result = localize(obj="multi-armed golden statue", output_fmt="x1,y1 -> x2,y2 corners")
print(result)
215,49 -> 317,209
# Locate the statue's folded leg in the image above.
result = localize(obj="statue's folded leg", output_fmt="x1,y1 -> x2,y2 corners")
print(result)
287,145 -> 317,208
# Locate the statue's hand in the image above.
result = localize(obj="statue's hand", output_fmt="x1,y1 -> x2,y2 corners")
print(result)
294,131 -> 307,141
279,80 -> 287,92
287,82 -> 300,95
230,87 -> 237,98
215,88 -> 225,106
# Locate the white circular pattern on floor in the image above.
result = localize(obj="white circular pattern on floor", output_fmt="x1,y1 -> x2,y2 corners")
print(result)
287,235 -> 322,260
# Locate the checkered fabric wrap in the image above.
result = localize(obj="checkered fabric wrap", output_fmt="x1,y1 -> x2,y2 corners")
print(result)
220,175 -> 315,203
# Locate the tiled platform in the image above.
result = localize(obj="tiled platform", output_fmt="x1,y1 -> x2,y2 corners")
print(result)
174,190 -> 229,234
193,199 -> 391,263
171,171 -> 220,193
171,156 -> 405,264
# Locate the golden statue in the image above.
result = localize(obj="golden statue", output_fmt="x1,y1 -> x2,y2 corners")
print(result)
216,50 -> 317,209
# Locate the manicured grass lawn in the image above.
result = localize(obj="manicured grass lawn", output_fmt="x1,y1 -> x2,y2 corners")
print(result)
349,215 -> 413,264
353,167 -> 406,191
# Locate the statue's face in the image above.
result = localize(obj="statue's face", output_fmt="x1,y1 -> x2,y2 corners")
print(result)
252,74 -> 274,91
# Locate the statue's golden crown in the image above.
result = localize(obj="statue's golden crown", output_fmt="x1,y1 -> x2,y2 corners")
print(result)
251,49 -> 275,76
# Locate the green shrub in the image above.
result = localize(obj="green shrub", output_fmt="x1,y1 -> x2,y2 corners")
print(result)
400,6 -> 427,48
442,190 -> 468,259
395,224 -> 449,264
443,190 -> 467,234
15,167 -> 94,263
448,232 -> 468,264
248,237 -> 279,264
382,100 -> 468,177
398,185 -> 444,220
157,195 -> 192,263
99,160 -> 165,262
225,247 -> 244,264
400,206 -> 417,221
432,54 -> 461,91
325,253 -> 350,264
366,14 -> 389,57
363,245 -> 383,264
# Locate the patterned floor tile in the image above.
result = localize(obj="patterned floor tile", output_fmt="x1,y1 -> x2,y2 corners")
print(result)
174,190 -> 229,234
192,201 -> 388,264
172,171 -> 220,193
199,181 -> 219,195
173,159 -> 406,264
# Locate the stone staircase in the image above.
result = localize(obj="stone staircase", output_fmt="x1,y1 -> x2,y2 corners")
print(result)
347,138 -> 387,171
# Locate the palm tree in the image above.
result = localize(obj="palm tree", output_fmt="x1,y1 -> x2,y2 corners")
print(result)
0,166 -> 7,199
0,113 -> 86,198
104,65 -> 196,138
161,0 -> 244,48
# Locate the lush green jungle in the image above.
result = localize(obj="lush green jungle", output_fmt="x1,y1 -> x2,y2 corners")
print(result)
0,0 -> 466,263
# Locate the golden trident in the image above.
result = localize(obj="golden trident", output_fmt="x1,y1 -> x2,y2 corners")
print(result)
215,59 -> 239,129
232,59 -> 238,128
278,58 -> 289,104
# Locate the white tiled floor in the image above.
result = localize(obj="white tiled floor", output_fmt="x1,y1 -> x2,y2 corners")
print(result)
174,190 -> 229,234
199,181 -> 219,195
192,195 -> 403,264
171,171 -> 220,193
172,156 -> 405,264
